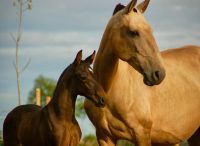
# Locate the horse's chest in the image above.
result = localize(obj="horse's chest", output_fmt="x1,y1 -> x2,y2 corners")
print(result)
105,109 -> 135,140
58,123 -> 81,146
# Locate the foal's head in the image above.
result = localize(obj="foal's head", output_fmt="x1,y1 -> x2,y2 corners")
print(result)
108,0 -> 165,86
70,50 -> 105,107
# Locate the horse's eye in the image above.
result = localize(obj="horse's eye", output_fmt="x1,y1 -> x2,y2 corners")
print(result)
129,30 -> 139,37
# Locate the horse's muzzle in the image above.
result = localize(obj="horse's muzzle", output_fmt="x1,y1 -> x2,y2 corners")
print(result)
144,69 -> 166,86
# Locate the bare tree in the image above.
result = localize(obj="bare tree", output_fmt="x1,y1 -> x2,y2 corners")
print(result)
11,0 -> 32,105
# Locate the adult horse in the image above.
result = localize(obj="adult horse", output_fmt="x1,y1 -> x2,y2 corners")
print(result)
84,0 -> 200,146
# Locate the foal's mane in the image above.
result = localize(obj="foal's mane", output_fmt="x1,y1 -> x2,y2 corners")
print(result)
53,64 -> 75,96
48,63 -> 75,116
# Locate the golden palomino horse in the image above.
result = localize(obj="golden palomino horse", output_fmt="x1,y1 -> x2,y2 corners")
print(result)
84,0 -> 200,146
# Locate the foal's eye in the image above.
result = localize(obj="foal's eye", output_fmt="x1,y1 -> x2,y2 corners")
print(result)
79,74 -> 87,80
129,30 -> 139,37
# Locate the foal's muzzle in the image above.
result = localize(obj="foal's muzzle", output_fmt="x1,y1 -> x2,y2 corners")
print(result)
96,97 -> 105,107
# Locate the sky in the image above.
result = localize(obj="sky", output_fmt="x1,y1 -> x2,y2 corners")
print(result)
0,0 -> 200,136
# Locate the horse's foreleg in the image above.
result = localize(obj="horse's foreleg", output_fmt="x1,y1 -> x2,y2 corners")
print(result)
97,138 -> 116,146
96,130 -> 116,146
135,133 -> 151,146
152,144 -> 179,146
134,125 -> 152,146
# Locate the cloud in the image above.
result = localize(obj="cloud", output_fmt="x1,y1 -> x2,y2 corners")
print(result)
171,5 -> 184,11
154,29 -> 200,49
0,0 -> 118,32
21,31 -> 100,48
0,92 -> 18,110
0,30 -> 101,57
1,31 -> 97,45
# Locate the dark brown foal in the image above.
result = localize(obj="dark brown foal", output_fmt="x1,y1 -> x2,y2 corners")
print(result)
3,50 -> 105,146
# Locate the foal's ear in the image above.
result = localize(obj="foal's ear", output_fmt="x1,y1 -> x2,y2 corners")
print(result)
85,50 -> 96,65
113,3 -> 125,15
74,50 -> 82,65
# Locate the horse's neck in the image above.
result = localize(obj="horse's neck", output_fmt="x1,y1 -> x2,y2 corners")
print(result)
94,36 -> 119,92
94,28 -> 139,92
46,77 -> 76,123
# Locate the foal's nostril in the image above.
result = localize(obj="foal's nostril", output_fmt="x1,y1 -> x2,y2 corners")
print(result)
100,97 -> 105,105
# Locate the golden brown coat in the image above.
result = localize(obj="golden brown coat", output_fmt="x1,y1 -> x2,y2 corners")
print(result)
84,0 -> 200,146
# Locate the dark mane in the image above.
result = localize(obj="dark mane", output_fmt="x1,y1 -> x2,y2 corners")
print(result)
53,63 -> 74,97
50,63 -> 75,116
113,3 -> 125,15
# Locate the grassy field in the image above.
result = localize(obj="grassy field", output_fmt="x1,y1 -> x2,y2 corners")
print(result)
0,132 -> 189,146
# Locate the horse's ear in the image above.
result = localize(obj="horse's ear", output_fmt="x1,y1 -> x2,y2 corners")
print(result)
124,0 -> 137,14
74,50 -> 82,65
85,50 -> 96,65
113,3 -> 125,15
137,0 -> 150,13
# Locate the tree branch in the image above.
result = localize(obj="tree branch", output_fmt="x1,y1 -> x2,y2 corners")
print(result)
10,33 -> 16,43
13,60 -> 17,70
20,58 -> 31,74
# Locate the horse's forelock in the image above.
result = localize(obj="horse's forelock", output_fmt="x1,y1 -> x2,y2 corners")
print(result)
113,3 -> 125,16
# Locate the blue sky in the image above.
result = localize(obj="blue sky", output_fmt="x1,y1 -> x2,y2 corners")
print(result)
0,0 -> 200,135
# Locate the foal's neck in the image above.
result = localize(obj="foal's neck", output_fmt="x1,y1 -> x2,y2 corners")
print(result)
46,69 -> 77,122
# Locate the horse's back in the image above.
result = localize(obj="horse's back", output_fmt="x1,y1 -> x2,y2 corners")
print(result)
150,45 -> 200,142
160,45 -> 200,111
162,45 -> 200,66
162,45 -> 200,83
3,104 -> 41,146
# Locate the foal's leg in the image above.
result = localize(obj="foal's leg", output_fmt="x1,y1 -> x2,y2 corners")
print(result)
3,141 -> 21,146
3,122 -> 21,146
3,141 -> 19,146
3,133 -> 21,146
188,128 -> 200,146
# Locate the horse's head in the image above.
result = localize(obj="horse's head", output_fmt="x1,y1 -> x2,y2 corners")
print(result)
71,50 -> 105,107
108,0 -> 165,86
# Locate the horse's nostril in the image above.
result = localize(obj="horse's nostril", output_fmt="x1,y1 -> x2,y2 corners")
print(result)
144,70 -> 165,86
155,71 -> 160,80
152,70 -> 161,82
